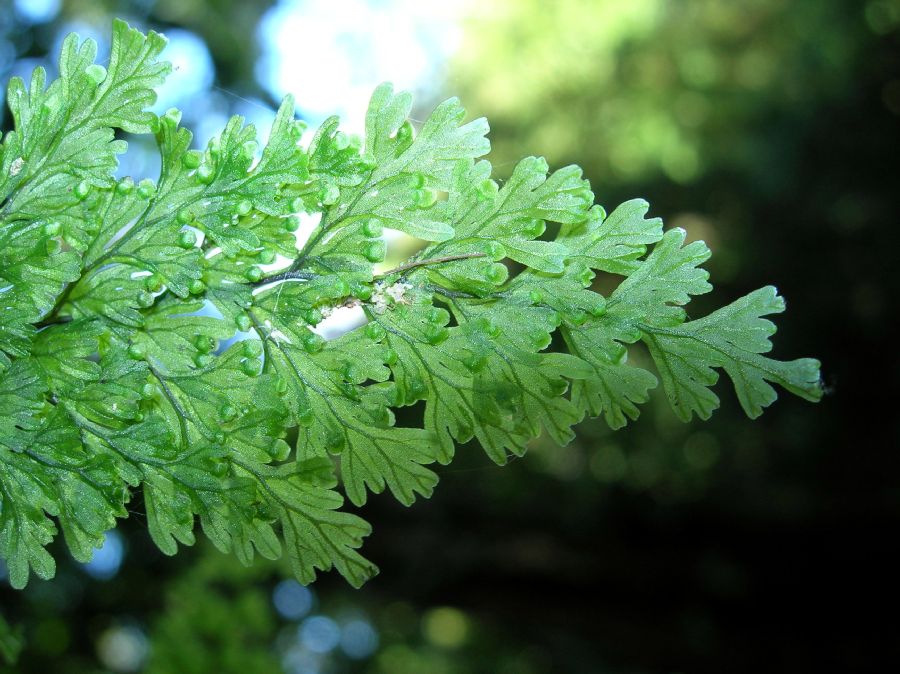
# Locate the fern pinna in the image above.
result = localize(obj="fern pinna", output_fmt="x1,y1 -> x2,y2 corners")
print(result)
0,21 -> 822,589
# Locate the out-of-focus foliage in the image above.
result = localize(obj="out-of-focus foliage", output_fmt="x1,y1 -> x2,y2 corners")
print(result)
0,611 -> 24,666
453,0 -> 868,185
144,551 -> 282,674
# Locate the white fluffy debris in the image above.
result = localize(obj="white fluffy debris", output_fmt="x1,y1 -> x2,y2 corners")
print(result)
370,281 -> 413,314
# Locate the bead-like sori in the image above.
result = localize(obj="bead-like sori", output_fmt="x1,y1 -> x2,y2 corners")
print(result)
576,267 -> 595,286
242,340 -> 263,358
85,63 -> 107,84
333,131 -> 349,151
43,221 -> 61,237
332,278 -> 350,296
325,428 -> 345,452
522,218 -> 546,238
163,107 -> 182,127
210,459 -> 229,478
486,262 -> 508,284
137,179 -> 156,199
236,199 -> 252,216
486,241 -> 506,260
365,322 -> 386,341
269,439 -> 291,462
424,324 -> 449,345
135,290 -> 155,308
194,353 -> 213,368
339,381 -> 360,401
549,378 -> 569,396
240,357 -> 261,376
289,120 -> 307,140
145,274 -> 163,293
342,362 -> 360,382
235,314 -> 252,332
177,208 -> 193,225
383,347 -> 398,366
178,229 -> 197,248
589,297 -> 607,317
395,120 -> 414,147
116,177 -> 134,195
462,353 -> 486,373
245,266 -> 263,282
298,405 -> 315,427
127,343 -> 146,360
258,249 -> 276,264
302,331 -> 324,353
476,178 -> 499,200
529,289 -> 544,304
569,309 -> 588,326
74,180 -> 90,200
196,164 -> 214,184
182,150 -> 201,169
532,331 -> 552,350
241,140 -> 258,160
364,240 -> 386,262
366,404 -> 390,428
351,281 -> 372,300
284,215 -> 300,232
220,404 -> 238,421
304,307 -> 323,326
363,218 -> 383,238
409,172 -> 426,189
321,183 -> 340,206
407,377 -> 426,400
195,335 -> 217,354
188,279 -> 206,295
428,307 -> 449,325
274,376 -> 288,395
360,152 -> 376,170
413,188 -> 436,209
141,382 -> 159,399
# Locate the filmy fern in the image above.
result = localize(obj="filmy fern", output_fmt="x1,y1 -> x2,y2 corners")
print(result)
0,21 -> 822,589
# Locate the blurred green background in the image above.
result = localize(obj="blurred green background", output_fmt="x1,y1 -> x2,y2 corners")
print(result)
1,0 -> 897,672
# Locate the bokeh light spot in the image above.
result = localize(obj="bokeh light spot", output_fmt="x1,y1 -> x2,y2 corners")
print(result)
96,625 -> 148,673
298,615 -> 341,654
421,606 -> 469,648
340,619 -> 379,659
272,579 -> 314,620
152,29 -> 214,113
81,530 -> 124,581
14,0 -> 61,25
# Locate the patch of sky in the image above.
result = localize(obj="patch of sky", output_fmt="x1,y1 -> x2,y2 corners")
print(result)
257,0 -> 467,134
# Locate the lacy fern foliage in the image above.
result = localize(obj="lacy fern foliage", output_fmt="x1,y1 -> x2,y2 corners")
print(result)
0,21 -> 822,589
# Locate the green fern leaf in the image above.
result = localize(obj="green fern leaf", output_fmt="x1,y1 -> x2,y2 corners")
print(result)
0,21 -> 822,589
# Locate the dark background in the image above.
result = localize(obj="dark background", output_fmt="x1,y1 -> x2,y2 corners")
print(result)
1,0 -> 898,672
